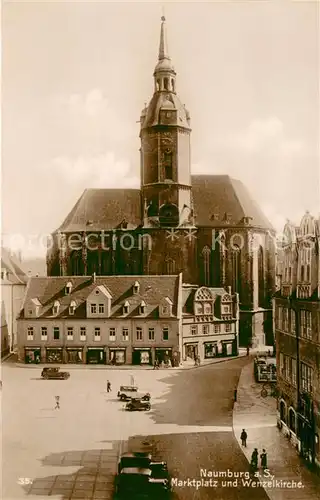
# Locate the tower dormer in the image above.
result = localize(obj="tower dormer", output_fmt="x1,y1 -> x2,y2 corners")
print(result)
140,16 -> 193,228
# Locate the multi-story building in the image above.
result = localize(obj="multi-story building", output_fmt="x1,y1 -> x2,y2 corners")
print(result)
182,285 -> 239,361
1,248 -> 28,355
46,16 -> 276,348
274,211 -> 320,470
17,274 -> 183,366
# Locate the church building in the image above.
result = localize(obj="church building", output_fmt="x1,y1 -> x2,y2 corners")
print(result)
47,17 -> 276,347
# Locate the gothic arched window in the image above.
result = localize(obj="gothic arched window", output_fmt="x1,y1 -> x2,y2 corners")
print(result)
202,246 -> 211,286
164,77 -> 168,90
70,250 -> 83,276
164,150 -> 173,180
258,245 -> 264,307
165,258 -> 176,274
231,245 -> 241,294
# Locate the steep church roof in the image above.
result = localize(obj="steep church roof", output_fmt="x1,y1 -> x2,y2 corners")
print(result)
56,175 -> 273,232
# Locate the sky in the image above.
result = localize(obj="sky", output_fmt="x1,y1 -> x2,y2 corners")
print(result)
2,0 -> 319,258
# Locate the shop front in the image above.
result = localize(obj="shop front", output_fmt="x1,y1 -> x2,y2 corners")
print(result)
109,348 -> 126,365
25,347 -> 41,364
66,347 -> 83,363
204,342 -> 217,359
86,348 -> 106,364
184,343 -> 198,361
204,341 -> 235,359
132,348 -> 152,365
46,348 -> 63,363
155,348 -> 172,366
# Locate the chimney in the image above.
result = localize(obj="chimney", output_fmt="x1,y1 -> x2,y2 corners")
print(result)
92,272 -> 96,284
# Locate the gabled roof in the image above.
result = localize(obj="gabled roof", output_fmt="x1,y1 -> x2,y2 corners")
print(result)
191,175 -> 274,230
20,275 -> 181,319
54,175 -> 273,233
1,248 -> 29,285
58,188 -> 141,232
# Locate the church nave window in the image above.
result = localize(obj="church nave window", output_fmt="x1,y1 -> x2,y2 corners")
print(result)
165,258 -> 176,274
202,246 -> 211,286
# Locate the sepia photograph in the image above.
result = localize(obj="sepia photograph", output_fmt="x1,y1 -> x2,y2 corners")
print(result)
1,1 -> 320,499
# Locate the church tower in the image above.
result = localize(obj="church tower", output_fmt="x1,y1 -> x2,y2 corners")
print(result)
140,16 -> 193,228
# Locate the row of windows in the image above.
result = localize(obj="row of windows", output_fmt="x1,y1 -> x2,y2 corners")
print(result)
277,307 -> 312,340
279,354 -> 313,393
27,326 -> 170,342
190,323 -> 232,335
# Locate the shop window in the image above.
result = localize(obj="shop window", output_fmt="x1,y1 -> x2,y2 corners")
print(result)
94,327 -> 101,341
67,327 -> 73,340
109,328 -> 116,341
27,327 -> 34,340
41,327 -> 47,340
136,327 -> 143,341
162,327 -> 169,341
98,304 -> 105,314
53,327 -> 60,340
80,327 -> 86,341
122,328 -> 129,341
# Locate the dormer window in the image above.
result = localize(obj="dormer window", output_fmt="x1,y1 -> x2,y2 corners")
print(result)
53,300 -> 60,315
65,282 -> 73,295
123,301 -> 130,315
140,301 -> 146,315
133,281 -> 140,294
1,269 -> 8,280
69,300 -> 76,315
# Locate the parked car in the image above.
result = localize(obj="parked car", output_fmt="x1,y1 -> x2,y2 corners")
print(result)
125,398 -> 151,412
41,367 -> 70,380
115,453 -> 170,499
117,385 -> 139,400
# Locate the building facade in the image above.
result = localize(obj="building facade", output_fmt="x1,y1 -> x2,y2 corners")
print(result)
46,17 -> 276,348
182,285 -> 239,361
1,248 -> 28,356
274,212 -> 320,470
17,275 -> 182,366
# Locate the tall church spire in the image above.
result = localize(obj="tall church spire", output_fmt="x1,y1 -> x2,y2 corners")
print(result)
158,15 -> 169,61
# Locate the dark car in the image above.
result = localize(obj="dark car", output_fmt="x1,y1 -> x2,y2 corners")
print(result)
125,398 -> 151,412
41,367 -> 70,380
117,452 -> 152,474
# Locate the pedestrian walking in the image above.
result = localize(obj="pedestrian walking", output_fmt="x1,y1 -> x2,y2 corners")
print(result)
107,380 -> 111,393
250,448 -> 258,472
260,449 -> 267,470
54,396 -> 60,410
240,429 -> 247,447
246,346 -> 250,356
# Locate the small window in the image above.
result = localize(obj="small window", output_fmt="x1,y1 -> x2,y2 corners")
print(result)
53,327 -> 60,340
214,324 -> 220,333
98,304 -> 105,314
123,301 -> 130,314
91,304 -> 97,314
202,325 -> 209,335
41,327 -> 47,340
148,328 -> 155,341
162,306 -> 168,314
109,327 -> 116,341
67,327 -> 74,340
225,323 -> 232,332
140,302 -> 146,315
69,301 -> 76,315
94,327 -> 101,340
136,327 -> 143,341
191,325 -> 197,336
27,327 -> 34,340
122,328 -> 129,341
133,281 -> 140,294
80,327 -> 86,340
65,282 -> 72,295
53,301 -> 60,315
162,327 -> 169,341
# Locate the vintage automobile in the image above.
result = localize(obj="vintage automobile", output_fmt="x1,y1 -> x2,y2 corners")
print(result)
125,398 -> 151,412
41,367 -> 70,380
115,453 -> 170,499
117,385 -> 139,400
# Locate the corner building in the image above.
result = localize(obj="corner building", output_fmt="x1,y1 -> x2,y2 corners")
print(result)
274,212 -> 320,470
47,17 -> 276,348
